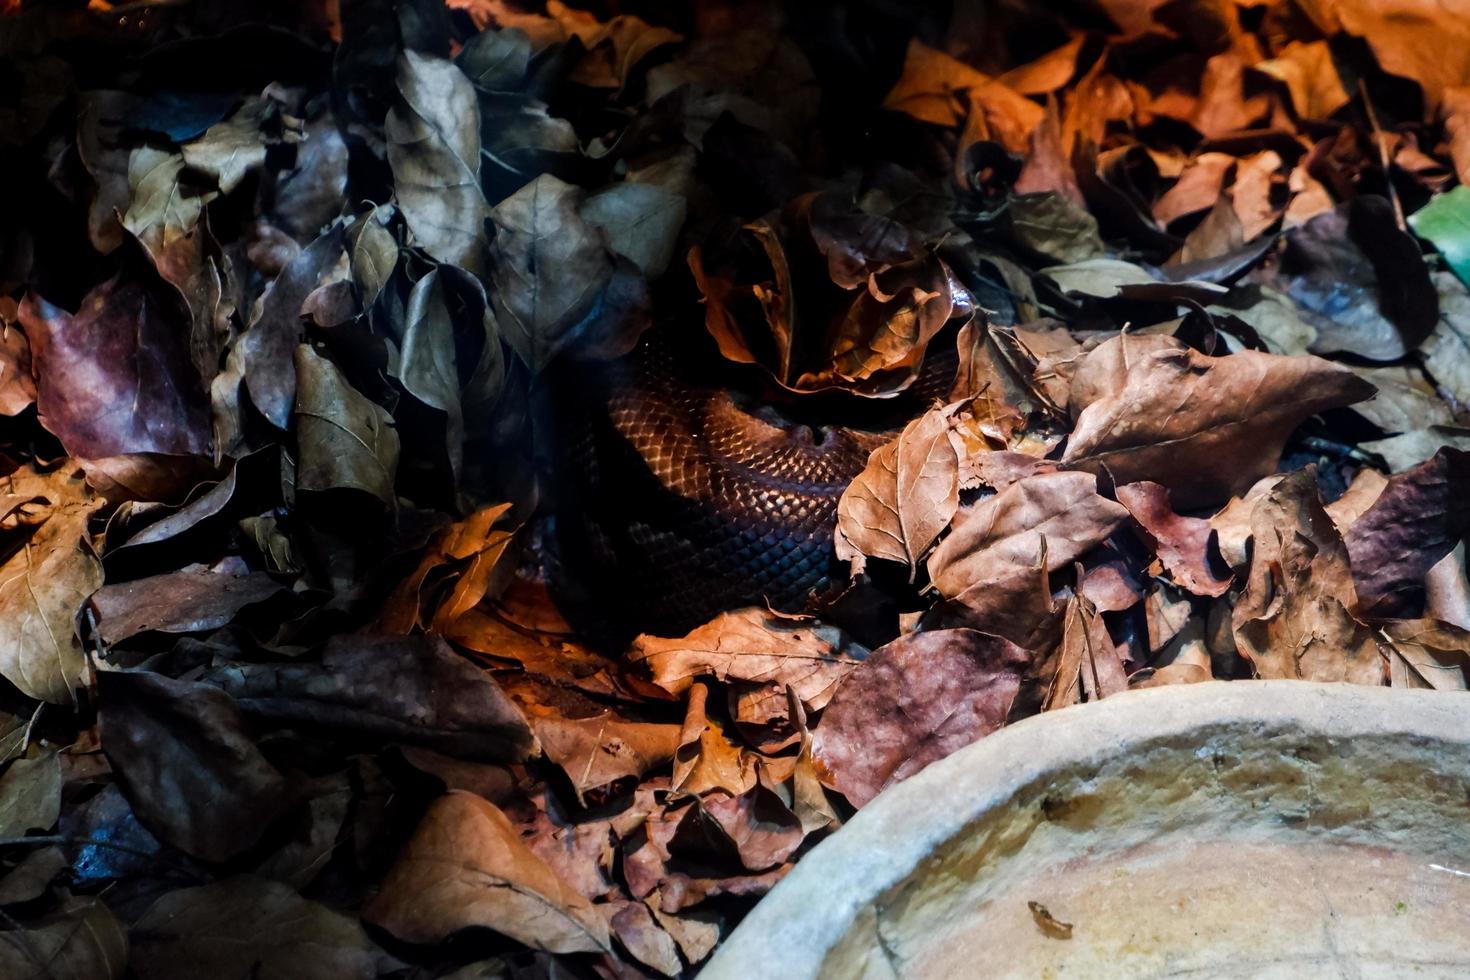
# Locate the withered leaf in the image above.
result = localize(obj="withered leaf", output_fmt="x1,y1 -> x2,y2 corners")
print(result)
364,791 -> 612,954
204,635 -> 536,762
132,876 -> 399,980
928,470 -> 1129,603
1345,448 -> 1470,619
579,182 -> 687,279
293,345 -> 400,504
628,608 -> 863,712
0,466 -> 104,704
535,712 -> 680,805
98,669 -> 294,862
0,899 -> 126,980
812,629 -> 1030,807
489,174 -> 614,372
89,565 -> 285,644
1382,619 -> 1470,691
1230,470 -> 1385,684
1043,594 -> 1126,711
0,751 -> 61,838
20,279 -> 211,461
1116,481 -> 1232,597
1061,337 -> 1375,507
386,51 -> 488,273
672,682 -> 756,797
835,402 -> 960,574
399,269 -> 465,480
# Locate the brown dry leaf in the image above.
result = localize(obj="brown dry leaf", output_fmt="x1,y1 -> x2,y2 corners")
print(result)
627,608 -> 862,712
98,669 -> 294,862
834,402 -> 960,574
1254,41 -> 1349,120
883,39 -> 991,126
489,174 -> 614,372
1230,470 -> 1386,684
535,713 -> 680,805
292,345 -> 400,504
0,899 -> 126,980
89,564 -> 285,644
378,503 -> 516,633
0,465 -> 104,704
1061,336 -> 1375,507
19,279 -> 211,461
701,783 -> 805,872
1317,0 -> 1470,111
0,750 -> 61,838
1116,482 -> 1232,597
672,681 -> 756,797
927,470 -> 1129,606
1381,619 -> 1470,691
1345,448 -> 1470,619
132,876 -> 399,980
1043,593 -> 1125,711
811,629 -> 1030,807
203,635 -> 537,763
386,51 -> 488,273
364,790 -> 612,954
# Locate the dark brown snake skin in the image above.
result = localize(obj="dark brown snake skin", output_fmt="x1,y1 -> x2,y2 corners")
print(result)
554,336 -> 910,637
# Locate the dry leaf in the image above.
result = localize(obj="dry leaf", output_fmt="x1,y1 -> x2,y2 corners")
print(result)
811,629 -> 1030,806
364,790 -> 612,954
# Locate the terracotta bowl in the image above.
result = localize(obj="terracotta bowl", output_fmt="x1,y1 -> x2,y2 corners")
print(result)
701,681 -> 1470,979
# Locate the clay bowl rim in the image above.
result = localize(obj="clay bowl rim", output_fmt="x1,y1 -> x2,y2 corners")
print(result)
699,680 -> 1470,979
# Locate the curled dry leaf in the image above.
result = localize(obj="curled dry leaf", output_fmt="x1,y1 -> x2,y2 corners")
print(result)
835,401 -> 961,575
1115,481 -> 1232,597
812,629 -> 1030,807
20,279 -> 211,461
1382,619 -> 1470,691
1061,337 -> 1375,507
0,899 -> 126,980
386,51 -> 488,273
1230,470 -> 1385,685
98,669 -> 295,863
1345,448 -> 1470,619
672,681 -> 756,797
926,471 -> 1128,645
131,876 -> 400,980
364,790 -> 612,954
1043,594 -> 1126,711
292,345 -> 400,504
204,635 -> 536,763
0,466 -> 104,704
489,174 -> 614,372
627,608 -> 863,712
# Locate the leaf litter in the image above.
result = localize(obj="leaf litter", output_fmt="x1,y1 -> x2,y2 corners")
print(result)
0,0 -> 1467,976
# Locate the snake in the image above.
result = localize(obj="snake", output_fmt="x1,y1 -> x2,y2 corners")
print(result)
550,322 -> 966,640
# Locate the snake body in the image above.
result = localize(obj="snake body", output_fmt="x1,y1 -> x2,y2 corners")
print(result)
553,336 -> 889,637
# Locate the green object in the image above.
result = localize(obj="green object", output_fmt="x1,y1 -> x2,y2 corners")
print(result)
1409,185 -> 1470,286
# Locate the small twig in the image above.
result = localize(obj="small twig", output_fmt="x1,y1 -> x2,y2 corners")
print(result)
1359,79 -> 1408,232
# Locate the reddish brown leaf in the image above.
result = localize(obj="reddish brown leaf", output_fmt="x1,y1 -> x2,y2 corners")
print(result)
835,403 -> 961,574
365,791 -> 611,954
811,629 -> 1030,807
1116,481 -> 1232,597
1061,336 -> 1375,507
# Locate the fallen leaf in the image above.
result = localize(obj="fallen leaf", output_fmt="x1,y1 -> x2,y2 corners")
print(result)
132,876 -> 399,980
386,52 -> 488,273
1115,482 -> 1232,597
835,403 -> 961,575
0,466 -> 104,704
488,174 -> 614,372
20,279 -> 211,461
1382,619 -> 1470,691
0,751 -> 60,838
535,713 -> 680,805
203,634 -> 536,762
364,790 -> 612,953
812,629 -> 1030,806
627,608 -> 863,712
1345,448 -> 1470,618
98,669 -> 295,862
89,564 -> 285,644
1230,470 -> 1385,684
0,899 -> 126,980
293,344 -> 400,504
1061,337 -> 1375,507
